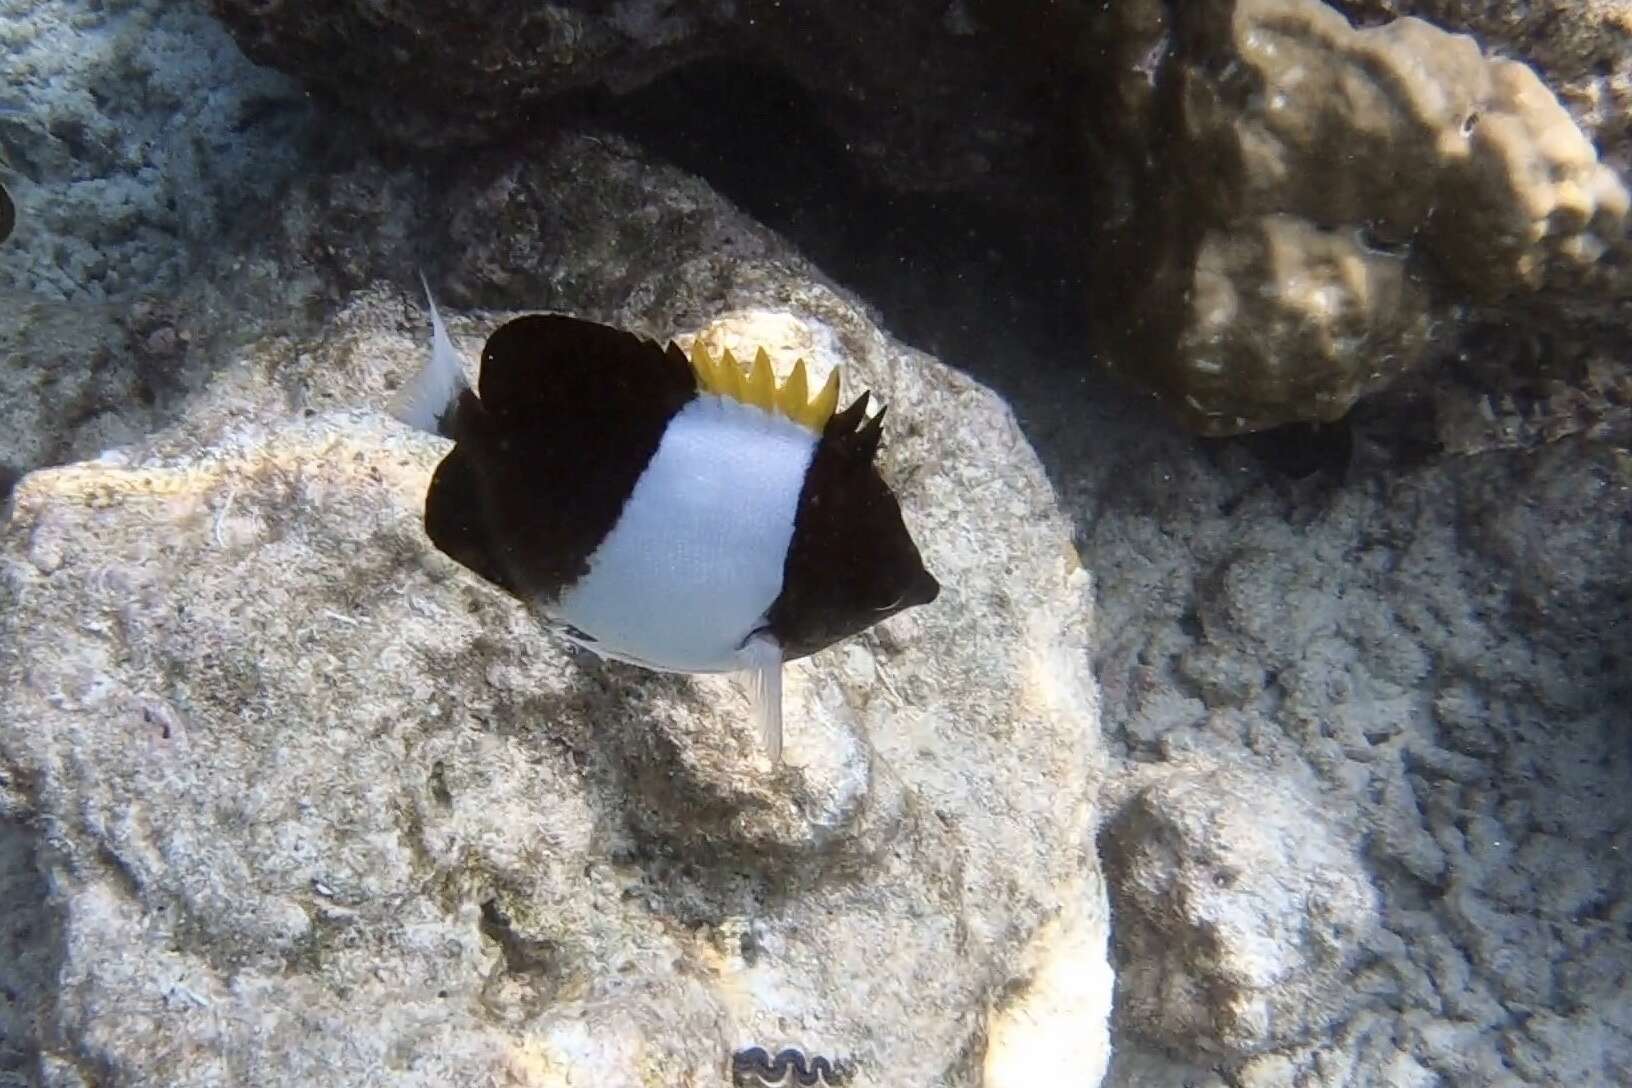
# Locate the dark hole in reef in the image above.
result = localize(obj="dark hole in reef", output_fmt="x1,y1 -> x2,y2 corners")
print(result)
478,898 -> 560,979
46,117 -> 94,162
0,463 -> 19,506
1203,417 -> 1355,480
1356,224 -> 1412,257
581,59 -> 1094,372
233,92 -> 313,135
429,760 -> 452,807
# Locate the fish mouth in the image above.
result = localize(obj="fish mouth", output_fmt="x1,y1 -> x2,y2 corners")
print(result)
873,569 -> 939,613
908,568 -> 940,607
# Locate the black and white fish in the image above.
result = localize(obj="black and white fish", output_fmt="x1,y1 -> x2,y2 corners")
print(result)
392,280 -> 939,760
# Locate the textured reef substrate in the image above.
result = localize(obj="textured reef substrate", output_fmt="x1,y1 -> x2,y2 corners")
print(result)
3,0 -> 1631,1085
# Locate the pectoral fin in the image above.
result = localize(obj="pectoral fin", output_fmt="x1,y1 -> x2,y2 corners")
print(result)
740,633 -> 785,762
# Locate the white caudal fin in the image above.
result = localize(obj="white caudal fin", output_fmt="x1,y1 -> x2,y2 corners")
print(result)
390,272 -> 469,438
740,633 -> 785,762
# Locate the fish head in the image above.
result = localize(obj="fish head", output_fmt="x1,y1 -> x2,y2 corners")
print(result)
767,395 -> 939,660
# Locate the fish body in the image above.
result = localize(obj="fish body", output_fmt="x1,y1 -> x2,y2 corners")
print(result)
393,280 -> 939,760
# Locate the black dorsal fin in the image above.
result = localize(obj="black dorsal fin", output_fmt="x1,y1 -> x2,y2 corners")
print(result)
855,404 -> 887,461
426,313 -> 700,602
477,313 -> 696,427
827,391 -> 871,439
823,391 -> 888,464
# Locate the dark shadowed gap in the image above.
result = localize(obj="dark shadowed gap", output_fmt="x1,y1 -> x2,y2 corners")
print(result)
575,60 -> 1358,484
0,817 -> 63,1082
581,63 -> 1094,380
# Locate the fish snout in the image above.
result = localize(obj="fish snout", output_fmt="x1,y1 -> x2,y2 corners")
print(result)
910,568 -> 940,607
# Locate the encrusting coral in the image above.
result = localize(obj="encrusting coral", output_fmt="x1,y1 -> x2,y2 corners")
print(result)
1098,0 -> 1630,435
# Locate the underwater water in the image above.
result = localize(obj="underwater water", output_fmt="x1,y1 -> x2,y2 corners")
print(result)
2,1 -> 1630,1086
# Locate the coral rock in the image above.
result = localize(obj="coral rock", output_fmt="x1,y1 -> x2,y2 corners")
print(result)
1102,759 -> 1381,1057
0,298 -> 1109,1085
1177,214 -> 1431,431
1099,0 -> 1630,434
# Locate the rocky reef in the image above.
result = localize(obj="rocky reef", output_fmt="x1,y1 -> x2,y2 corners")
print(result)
197,0 -> 1632,438
3,0 -> 1631,1086
204,0 -> 1065,204
0,126 -> 1110,1086
1104,761 -> 1380,1059
1076,408 -> 1632,1088
0,0 -> 309,301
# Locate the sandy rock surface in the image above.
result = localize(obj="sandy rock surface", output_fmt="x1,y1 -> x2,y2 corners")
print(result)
1056,395 -> 1632,1086
1104,760 -> 1380,1058
0,0 -> 308,301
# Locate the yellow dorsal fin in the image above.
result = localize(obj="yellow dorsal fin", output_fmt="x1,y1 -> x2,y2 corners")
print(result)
804,365 -> 841,429
718,347 -> 742,399
684,340 -> 842,432
745,348 -> 776,410
689,342 -> 716,391
779,358 -> 810,420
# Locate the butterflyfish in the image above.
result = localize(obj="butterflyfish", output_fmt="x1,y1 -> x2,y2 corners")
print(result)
392,279 -> 939,761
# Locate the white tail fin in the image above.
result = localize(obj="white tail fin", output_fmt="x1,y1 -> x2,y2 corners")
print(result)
391,272 -> 470,437
740,633 -> 785,762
